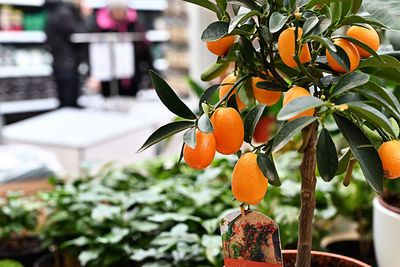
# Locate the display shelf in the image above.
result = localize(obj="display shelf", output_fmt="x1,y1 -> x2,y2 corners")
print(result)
0,0 -> 44,6
86,0 -> 167,11
0,31 -> 46,43
0,98 -> 58,114
145,30 -> 170,42
0,65 -> 52,78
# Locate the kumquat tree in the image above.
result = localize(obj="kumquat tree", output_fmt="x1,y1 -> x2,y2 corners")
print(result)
138,0 -> 400,266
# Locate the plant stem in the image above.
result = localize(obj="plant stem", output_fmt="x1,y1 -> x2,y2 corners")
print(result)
296,120 -> 319,267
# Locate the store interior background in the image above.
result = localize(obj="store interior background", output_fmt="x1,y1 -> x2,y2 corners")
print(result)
0,0 -> 217,189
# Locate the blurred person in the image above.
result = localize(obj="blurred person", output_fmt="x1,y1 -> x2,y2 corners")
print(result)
45,0 -> 94,107
95,0 -> 153,97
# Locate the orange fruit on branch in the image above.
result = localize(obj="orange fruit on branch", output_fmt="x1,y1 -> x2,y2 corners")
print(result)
346,25 -> 380,58
252,77 -> 282,106
282,86 -> 315,121
378,140 -> 400,179
183,130 -> 216,169
232,152 -> 268,205
210,107 -> 244,155
278,27 -> 311,68
206,35 -> 235,56
326,38 -> 360,73
219,74 -> 246,111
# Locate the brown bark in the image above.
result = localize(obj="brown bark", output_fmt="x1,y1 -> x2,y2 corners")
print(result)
295,121 -> 319,267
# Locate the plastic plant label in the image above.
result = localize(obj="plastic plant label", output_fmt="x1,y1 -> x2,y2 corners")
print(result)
220,209 -> 283,266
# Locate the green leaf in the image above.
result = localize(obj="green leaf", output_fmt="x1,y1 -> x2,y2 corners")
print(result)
391,117 -> 400,138
327,45 -> 350,72
272,116 -> 318,153
303,16 -> 320,36
201,61 -> 230,81
79,249 -> 102,266
335,35 -> 385,63
269,12 -> 289,33
308,16 -> 331,36
362,124 -> 383,148
363,81 -> 400,111
201,21 -> 230,42
277,96 -> 325,121
198,113 -> 214,134
257,154 -> 281,186
227,92 -> 239,112
183,127 -> 196,149
227,0 -> 258,10
149,70 -> 196,120
296,0 -> 310,8
317,128 -> 338,181
350,0 -> 362,14
306,0 -> 337,9
359,54 -> 400,71
304,36 -> 336,52
255,81 -> 288,92
199,84 -> 220,114
355,89 -> 400,121
138,121 -> 194,152
216,0 -> 227,11
229,10 -> 260,33
367,68 -> 400,84
239,36 -> 255,61
340,15 -> 388,29
331,72 -> 370,97
333,113 -> 383,194
244,104 -> 266,143
336,148 -> 351,175
182,0 -> 219,14
330,1 -> 342,23
346,102 -> 396,137
335,92 -> 366,104
186,76 -> 204,98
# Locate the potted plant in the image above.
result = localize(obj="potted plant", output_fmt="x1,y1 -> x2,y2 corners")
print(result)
0,191 -> 45,267
139,0 -> 400,266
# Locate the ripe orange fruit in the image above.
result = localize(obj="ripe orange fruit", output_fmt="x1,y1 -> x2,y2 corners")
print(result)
219,74 -> 246,111
232,152 -> 268,205
183,130 -> 216,170
210,107 -> 244,155
346,25 -> 380,58
252,77 -> 282,106
378,140 -> 400,179
326,39 -> 360,73
253,116 -> 275,144
278,27 -> 311,68
206,36 -> 235,56
283,86 -> 315,121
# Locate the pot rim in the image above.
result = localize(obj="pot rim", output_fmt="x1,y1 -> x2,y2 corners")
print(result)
282,250 -> 371,267
375,195 -> 400,216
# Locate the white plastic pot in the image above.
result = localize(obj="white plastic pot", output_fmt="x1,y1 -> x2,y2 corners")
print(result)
373,196 -> 400,267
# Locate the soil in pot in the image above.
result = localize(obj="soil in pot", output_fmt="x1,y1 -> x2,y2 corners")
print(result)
282,250 -> 371,267
0,236 -> 47,267
326,240 -> 377,267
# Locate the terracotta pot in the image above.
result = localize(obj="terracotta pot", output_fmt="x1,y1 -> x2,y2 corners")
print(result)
282,250 -> 371,267
373,196 -> 400,267
0,236 -> 47,267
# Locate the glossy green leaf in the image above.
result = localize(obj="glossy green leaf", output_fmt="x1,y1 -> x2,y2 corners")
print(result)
330,1 -> 342,23
269,12 -> 289,33
239,37 -> 255,61
340,15 -> 388,29
296,0 -> 310,8
335,35 -> 385,63
199,84 -> 220,114
182,0 -> 219,14
327,45 -> 351,72
244,104 -> 266,143
201,61 -> 230,82
257,154 -> 281,186
390,117 -> 400,138
317,128 -> 338,181
351,0 -> 362,14
359,54 -> 400,71
355,89 -> 400,121
227,92 -> 239,112
150,70 -> 197,120
335,92 -> 367,105
306,0 -> 337,9
308,17 -> 331,36
368,68 -> 400,84
183,127 -> 196,149
362,124 -> 383,148
333,113 -> 383,194
201,21 -> 229,42
303,16 -> 321,36
347,102 -> 396,137
336,148 -> 351,175
304,36 -> 336,52
229,10 -> 260,33
216,0 -> 227,11
331,72 -> 370,97
255,81 -> 288,92
198,113 -> 214,134
227,0 -> 258,10
363,81 -> 400,111
277,96 -> 325,121
272,116 -> 318,153
138,121 -> 194,152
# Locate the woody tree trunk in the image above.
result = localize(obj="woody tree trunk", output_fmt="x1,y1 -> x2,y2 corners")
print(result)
295,121 -> 319,267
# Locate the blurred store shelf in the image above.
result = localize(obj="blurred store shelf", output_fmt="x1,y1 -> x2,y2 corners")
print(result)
0,0 -> 44,6
0,65 -> 52,78
0,31 -> 46,43
0,98 -> 58,114
85,0 -> 167,11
